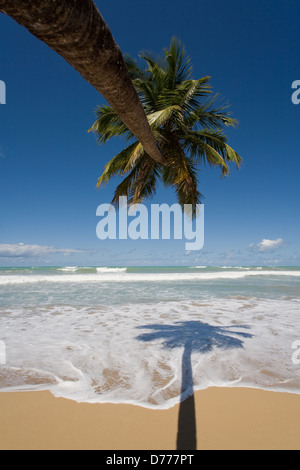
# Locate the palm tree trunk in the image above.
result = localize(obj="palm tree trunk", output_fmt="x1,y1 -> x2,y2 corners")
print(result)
0,0 -> 165,164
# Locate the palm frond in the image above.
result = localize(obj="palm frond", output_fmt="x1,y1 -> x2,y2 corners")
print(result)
161,138 -> 203,217
111,162 -> 142,206
185,93 -> 239,130
165,37 -> 193,88
131,156 -> 159,204
181,127 -> 241,171
90,105 -> 134,143
124,55 -> 149,82
97,141 -> 144,188
181,130 -> 230,175
111,154 -> 159,207
158,77 -> 211,119
126,53 -> 165,111
147,105 -> 183,128
91,38 -> 242,218
223,143 -> 243,168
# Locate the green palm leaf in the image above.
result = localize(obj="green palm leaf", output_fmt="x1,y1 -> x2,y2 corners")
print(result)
185,93 -> 239,130
97,142 -> 143,188
89,105 -> 134,143
147,106 -> 183,128
90,38 -> 242,218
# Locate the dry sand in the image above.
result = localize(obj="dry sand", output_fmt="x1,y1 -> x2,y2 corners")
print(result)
1,387 -> 300,450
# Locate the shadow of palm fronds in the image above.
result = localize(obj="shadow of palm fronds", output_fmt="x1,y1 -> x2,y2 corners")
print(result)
136,320 -> 253,450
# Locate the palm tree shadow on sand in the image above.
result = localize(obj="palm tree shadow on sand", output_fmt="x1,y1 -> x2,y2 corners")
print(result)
136,321 -> 253,450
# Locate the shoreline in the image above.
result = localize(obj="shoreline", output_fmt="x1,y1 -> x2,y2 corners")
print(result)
1,387 -> 300,450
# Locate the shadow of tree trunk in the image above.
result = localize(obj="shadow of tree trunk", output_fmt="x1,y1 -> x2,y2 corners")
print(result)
177,344 -> 197,450
136,320 -> 253,450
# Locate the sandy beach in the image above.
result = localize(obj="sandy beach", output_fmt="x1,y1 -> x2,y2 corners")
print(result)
1,387 -> 300,450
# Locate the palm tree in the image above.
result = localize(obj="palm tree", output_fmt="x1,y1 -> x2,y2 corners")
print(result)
0,0 -> 164,164
90,38 -> 242,215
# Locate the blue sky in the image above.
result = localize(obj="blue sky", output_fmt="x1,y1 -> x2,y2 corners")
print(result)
0,0 -> 299,267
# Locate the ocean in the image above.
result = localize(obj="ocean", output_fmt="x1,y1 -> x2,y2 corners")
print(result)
0,266 -> 300,409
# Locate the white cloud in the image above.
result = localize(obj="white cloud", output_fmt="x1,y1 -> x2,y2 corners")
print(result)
0,243 -> 84,259
251,239 -> 285,253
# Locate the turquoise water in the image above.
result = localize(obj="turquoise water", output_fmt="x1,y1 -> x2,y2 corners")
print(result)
0,266 -> 300,408
0,266 -> 299,306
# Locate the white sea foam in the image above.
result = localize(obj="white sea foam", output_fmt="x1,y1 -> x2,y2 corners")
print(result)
0,269 -> 299,285
1,297 -> 300,408
57,267 -> 79,272
55,267 -> 127,274
96,267 -> 128,273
